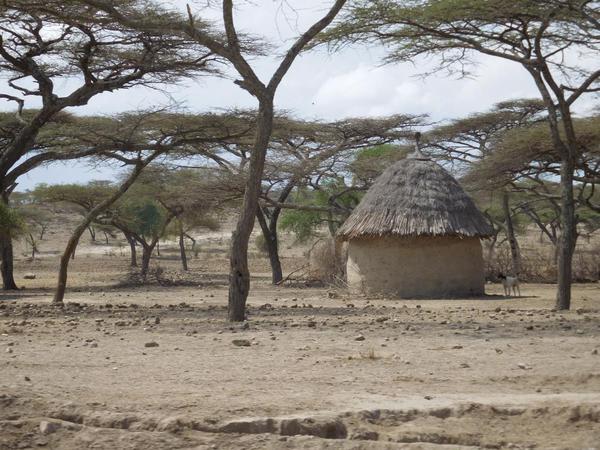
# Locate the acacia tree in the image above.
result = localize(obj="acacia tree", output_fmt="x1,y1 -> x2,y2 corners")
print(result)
48,110 -> 250,302
466,115 -> 600,264
95,0 -> 348,320
112,194 -> 176,280
153,169 -> 223,271
113,167 -> 224,276
36,181 -> 145,268
55,152 -> 164,303
324,0 -> 600,309
0,0 -> 218,290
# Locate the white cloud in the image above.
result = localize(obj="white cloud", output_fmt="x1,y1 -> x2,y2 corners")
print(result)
311,55 -> 545,121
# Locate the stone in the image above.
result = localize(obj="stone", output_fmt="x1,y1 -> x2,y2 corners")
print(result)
232,339 -> 251,347
354,335 -> 366,341
144,341 -> 159,348
350,430 -> 379,441
39,421 -> 61,435
23,273 -> 36,280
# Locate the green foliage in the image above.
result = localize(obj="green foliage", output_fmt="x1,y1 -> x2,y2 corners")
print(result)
280,178 -> 362,242
350,144 -> 409,183
32,181 -> 114,211
254,234 -> 269,254
464,115 -> 600,190
280,208 -> 323,243
322,0 -> 596,74
115,196 -> 167,239
0,202 -> 25,239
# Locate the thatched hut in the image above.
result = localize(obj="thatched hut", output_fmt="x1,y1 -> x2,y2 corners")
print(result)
337,150 -> 493,298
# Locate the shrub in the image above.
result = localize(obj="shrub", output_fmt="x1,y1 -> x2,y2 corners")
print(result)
307,238 -> 347,285
254,233 -> 269,254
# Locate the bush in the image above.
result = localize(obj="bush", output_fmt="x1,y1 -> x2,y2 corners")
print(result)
484,240 -> 600,283
254,234 -> 269,254
307,238 -> 347,285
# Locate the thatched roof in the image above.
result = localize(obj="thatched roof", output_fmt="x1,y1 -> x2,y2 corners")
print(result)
338,154 -> 494,240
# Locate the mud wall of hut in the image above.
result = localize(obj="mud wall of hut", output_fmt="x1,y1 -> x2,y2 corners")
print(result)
346,236 -> 485,298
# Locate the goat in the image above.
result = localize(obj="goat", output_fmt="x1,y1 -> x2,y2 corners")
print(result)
498,273 -> 520,297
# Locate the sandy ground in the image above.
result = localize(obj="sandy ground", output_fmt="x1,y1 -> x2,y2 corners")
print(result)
2,256 -> 600,450
1,219 -> 600,450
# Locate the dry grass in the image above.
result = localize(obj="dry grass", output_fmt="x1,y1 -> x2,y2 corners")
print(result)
358,347 -> 380,360
338,157 -> 493,239
484,230 -> 600,282
307,238 -> 346,284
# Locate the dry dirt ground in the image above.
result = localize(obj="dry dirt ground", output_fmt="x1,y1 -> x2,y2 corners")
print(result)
1,234 -> 600,449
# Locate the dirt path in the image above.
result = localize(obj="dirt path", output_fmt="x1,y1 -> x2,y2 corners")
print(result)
1,280 -> 600,449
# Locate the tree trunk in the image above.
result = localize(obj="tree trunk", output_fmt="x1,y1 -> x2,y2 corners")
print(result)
1,235 -> 18,290
141,244 -> 152,280
486,233 -> 499,270
156,241 -> 160,257
228,99 -> 274,321
185,233 -> 197,257
502,191 -> 521,275
0,192 -> 18,290
179,228 -> 188,271
555,158 -> 577,310
55,229 -> 83,304
125,233 -> 137,267
88,226 -> 96,242
256,207 -> 282,284
28,233 -> 36,261
139,214 -> 175,281
327,210 -> 337,237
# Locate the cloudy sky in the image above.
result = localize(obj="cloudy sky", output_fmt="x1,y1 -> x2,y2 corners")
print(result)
6,0 -> 598,190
